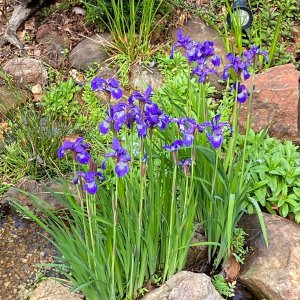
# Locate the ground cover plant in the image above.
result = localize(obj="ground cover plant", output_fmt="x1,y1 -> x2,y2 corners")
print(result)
239,130 -> 300,223
13,28 -> 270,299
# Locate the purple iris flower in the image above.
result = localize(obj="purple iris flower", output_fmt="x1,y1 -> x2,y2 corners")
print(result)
244,45 -> 269,63
74,171 -> 105,195
57,137 -> 90,164
171,29 -> 220,83
175,117 -> 199,147
170,28 -> 193,59
144,102 -> 171,130
163,140 -> 184,152
91,77 -> 123,100
222,53 -> 250,80
200,114 -> 232,149
211,55 -> 221,67
99,103 -> 142,134
192,64 -> 218,83
128,86 -> 153,105
106,137 -> 131,177
223,46 -> 268,81
179,158 -> 192,176
230,82 -> 250,103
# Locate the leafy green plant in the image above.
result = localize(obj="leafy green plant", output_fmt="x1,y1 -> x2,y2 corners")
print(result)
212,274 -> 236,298
239,130 -> 300,223
42,78 -> 81,122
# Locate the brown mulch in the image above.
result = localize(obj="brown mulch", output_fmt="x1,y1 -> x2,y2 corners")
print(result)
0,211 -> 56,300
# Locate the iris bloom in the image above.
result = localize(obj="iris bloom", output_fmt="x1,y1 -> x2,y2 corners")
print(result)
58,137 -> 90,164
222,53 -> 251,81
179,158 -> 192,176
91,77 -> 123,99
74,171 -> 105,195
106,137 -> 131,177
244,45 -> 269,63
200,114 -> 232,149
171,28 -> 220,83
170,28 -> 193,59
230,82 -> 250,103
163,140 -> 184,152
99,103 -> 141,134
128,86 -> 153,105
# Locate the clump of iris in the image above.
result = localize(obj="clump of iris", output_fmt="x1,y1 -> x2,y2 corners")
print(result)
171,28 -> 268,103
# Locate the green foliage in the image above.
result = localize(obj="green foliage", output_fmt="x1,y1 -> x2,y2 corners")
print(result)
231,228 -> 248,264
81,0 -> 164,63
0,105 -> 73,185
212,274 -> 236,298
240,131 -> 300,223
14,135 -> 198,299
42,78 -> 81,122
153,49 -> 266,269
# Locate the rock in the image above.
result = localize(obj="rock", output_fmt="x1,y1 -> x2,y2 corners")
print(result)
239,213 -> 300,300
170,16 -> 227,95
0,177 -> 78,213
2,58 -> 48,85
130,64 -> 164,91
36,24 -> 70,68
185,228 -> 208,272
29,279 -> 83,300
142,271 -> 223,300
239,64 -> 300,143
69,34 -> 111,71
0,85 -> 28,118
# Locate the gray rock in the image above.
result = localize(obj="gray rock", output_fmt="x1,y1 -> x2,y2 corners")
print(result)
170,16 -> 227,95
29,279 -> 83,300
130,64 -> 164,91
2,58 -> 48,85
0,85 -> 27,118
1,177 -> 78,213
239,213 -> 300,300
143,271 -> 224,300
69,34 -> 111,71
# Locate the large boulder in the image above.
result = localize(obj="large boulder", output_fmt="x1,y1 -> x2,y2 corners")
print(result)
239,63 -> 300,144
2,58 -> 48,85
142,271 -> 223,300
29,279 -> 83,300
239,213 -> 300,300
130,64 -> 164,91
69,34 -> 111,71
